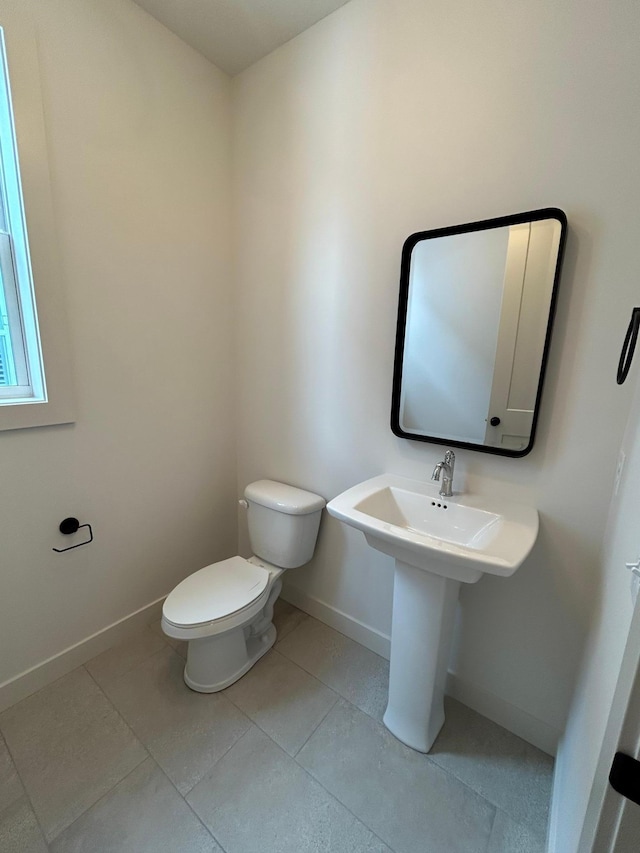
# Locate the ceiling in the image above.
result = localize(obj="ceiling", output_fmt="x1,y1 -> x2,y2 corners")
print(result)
132,0 -> 353,76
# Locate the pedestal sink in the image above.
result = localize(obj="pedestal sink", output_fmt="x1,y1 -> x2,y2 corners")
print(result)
327,474 -> 538,753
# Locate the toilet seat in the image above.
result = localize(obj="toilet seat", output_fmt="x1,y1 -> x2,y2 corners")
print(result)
163,556 -> 270,629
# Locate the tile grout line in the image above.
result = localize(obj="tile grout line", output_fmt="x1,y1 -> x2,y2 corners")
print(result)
218,645 -> 340,760
276,614 -> 552,836
84,625 -> 170,685
83,650 -> 247,802
182,726 -> 263,852
4,610 -> 545,851
272,610 -> 310,645
101,614 -> 549,843
0,622 -> 174,722
208,622 -> 396,850
192,691 -> 397,853
289,688 -> 506,846
152,756 -> 232,853
219,672 -> 310,759
0,729 -> 51,850
63,658 -> 234,850
57,665 -> 152,835
275,647 -> 390,726
291,740 -> 398,853
88,631 -> 252,806
291,691 -> 340,758
161,614 -> 548,843
182,633 -> 394,851
85,654 -> 243,853
46,753 -> 153,848
483,803 -> 499,853
180,719 -> 254,798
135,615 -> 507,829
422,746 -> 551,834
294,737 -> 495,853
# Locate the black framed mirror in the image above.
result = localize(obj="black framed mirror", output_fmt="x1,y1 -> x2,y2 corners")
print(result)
391,208 -> 567,457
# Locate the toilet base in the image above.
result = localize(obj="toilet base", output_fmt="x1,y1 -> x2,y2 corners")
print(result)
184,622 -> 277,693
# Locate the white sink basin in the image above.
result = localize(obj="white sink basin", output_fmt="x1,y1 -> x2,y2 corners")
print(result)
327,474 -> 538,583
327,473 -> 539,753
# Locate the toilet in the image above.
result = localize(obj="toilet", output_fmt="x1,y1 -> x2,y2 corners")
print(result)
161,480 -> 325,692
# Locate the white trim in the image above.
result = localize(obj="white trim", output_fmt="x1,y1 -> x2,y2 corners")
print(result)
547,747 -> 564,853
282,583 -> 560,756
0,596 -> 165,713
281,583 -> 392,660
445,671 -> 559,756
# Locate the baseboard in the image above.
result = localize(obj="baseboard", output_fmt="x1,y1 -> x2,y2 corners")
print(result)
2,584 -> 562,758
0,597 -> 165,713
282,584 -> 560,756
546,746 -> 563,853
445,672 -> 560,756
281,584 -> 392,660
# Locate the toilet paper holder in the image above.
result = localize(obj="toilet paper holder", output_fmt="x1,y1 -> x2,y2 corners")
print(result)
52,517 -> 94,552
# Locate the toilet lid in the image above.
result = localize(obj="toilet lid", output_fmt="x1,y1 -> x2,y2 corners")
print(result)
163,556 -> 270,628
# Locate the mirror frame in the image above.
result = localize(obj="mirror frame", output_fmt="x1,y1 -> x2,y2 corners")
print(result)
391,207 -> 567,457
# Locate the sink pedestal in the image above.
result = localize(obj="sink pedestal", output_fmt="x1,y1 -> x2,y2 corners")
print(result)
383,559 -> 460,753
327,473 -> 539,754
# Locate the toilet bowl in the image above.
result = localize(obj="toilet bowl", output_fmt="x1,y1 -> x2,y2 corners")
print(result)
161,480 -> 325,692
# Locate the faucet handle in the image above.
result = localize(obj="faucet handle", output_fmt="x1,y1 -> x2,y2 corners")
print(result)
444,450 -> 455,465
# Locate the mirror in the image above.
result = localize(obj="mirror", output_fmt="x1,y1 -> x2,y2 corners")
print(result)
391,208 -> 567,456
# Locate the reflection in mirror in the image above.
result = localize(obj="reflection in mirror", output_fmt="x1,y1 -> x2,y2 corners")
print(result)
391,209 -> 566,457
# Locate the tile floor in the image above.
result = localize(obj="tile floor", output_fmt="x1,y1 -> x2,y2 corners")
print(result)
0,601 -> 553,853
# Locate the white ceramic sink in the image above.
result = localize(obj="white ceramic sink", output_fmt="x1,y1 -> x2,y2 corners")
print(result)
327,473 -> 539,753
327,474 -> 538,583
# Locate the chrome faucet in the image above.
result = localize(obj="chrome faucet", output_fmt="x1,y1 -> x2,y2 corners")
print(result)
432,450 -> 455,498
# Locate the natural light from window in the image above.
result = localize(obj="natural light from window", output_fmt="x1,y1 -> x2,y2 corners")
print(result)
0,27 -> 46,406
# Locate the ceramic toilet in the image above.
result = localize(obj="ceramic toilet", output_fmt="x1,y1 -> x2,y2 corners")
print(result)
161,480 -> 325,692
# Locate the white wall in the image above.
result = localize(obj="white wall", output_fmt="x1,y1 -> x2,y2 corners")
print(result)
233,0 -> 640,750
0,0 -> 235,693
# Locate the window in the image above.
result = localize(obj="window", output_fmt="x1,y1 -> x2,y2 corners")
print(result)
0,30 -> 47,405
0,23 -> 73,431
0,28 -> 46,405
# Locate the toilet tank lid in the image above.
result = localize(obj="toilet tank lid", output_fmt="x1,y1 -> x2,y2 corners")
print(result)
244,480 -> 326,515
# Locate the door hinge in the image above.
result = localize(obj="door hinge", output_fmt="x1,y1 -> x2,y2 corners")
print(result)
609,752 -> 640,806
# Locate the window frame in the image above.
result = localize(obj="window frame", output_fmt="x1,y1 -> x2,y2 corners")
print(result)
0,23 -> 47,405
0,230 -> 32,394
0,19 -> 74,432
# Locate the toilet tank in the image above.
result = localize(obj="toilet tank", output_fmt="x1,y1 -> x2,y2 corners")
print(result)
244,480 -> 325,569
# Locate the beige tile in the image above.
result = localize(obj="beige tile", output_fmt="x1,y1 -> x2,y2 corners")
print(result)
429,698 -> 553,832
0,798 -> 48,853
50,758 -> 219,853
486,809 -> 547,853
277,617 -> 389,720
298,698 -> 496,853
0,734 -> 23,812
149,618 -> 188,658
0,667 -> 146,841
187,726 -> 391,853
273,598 -> 308,641
225,649 -> 337,755
101,646 -> 250,794
86,627 -> 166,687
